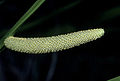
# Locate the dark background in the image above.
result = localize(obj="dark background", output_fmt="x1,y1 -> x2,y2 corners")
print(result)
0,0 -> 120,81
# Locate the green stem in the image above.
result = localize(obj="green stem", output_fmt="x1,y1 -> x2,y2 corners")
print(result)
0,0 -> 45,50
19,0 -> 81,32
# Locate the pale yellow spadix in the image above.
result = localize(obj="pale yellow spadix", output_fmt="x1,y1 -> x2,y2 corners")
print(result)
4,28 -> 104,54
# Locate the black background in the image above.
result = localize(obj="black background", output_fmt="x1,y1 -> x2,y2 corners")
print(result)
0,0 -> 120,81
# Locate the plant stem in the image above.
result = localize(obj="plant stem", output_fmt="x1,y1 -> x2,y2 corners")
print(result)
18,0 -> 81,32
0,0 -> 45,50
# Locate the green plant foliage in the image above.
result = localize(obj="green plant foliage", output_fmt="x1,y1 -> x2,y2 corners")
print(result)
0,0 -> 80,37
0,30 -> 8,37
0,0 -> 5,5
0,0 -> 81,53
17,0 -> 81,32
108,76 -> 120,81
0,0 -> 45,51
98,6 -> 120,23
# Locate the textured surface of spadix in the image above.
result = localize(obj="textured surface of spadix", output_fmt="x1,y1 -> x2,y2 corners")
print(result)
4,28 -> 104,54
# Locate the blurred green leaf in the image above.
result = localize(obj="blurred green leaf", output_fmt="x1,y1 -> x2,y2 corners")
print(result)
18,0 -> 81,32
46,24 -> 76,36
98,6 -> 120,23
0,29 -> 8,37
0,0 -> 5,5
108,76 -> 120,81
